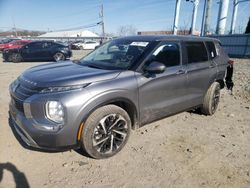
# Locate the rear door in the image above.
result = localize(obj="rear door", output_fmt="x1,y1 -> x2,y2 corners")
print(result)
40,42 -> 54,59
184,41 -> 217,106
137,41 -> 189,125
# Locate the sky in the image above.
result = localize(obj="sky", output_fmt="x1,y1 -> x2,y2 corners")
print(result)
0,0 -> 250,35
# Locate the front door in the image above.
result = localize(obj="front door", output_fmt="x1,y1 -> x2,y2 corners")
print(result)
21,42 -> 44,60
137,41 -> 188,125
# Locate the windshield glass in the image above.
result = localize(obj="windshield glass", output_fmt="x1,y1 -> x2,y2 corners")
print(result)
79,39 -> 151,70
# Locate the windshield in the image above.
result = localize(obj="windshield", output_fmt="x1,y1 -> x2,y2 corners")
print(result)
79,39 -> 151,70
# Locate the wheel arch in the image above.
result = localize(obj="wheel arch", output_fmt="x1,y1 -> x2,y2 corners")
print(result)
85,97 -> 139,130
215,79 -> 225,89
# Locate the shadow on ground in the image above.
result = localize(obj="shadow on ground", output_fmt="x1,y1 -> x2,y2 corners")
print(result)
0,162 -> 30,188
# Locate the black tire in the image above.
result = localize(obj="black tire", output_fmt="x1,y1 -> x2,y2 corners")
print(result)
201,82 -> 221,115
79,46 -> 84,50
10,53 -> 22,63
53,52 -> 65,62
81,105 -> 131,159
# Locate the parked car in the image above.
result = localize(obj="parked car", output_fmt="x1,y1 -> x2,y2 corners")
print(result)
9,35 -> 233,159
3,41 -> 72,62
72,40 -> 100,50
67,40 -> 82,49
1,40 -> 31,50
0,38 -> 19,52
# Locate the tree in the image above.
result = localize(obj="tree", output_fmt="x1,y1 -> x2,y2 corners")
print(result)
117,25 -> 137,36
245,17 -> 250,34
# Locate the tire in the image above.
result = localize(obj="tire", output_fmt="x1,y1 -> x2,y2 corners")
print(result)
201,82 -> 221,115
79,46 -> 84,50
53,52 -> 65,62
10,53 -> 22,63
81,105 -> 131,159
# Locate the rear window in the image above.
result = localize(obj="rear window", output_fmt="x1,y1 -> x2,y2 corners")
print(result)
186,42 -> 208,63
206,41 -> 217,59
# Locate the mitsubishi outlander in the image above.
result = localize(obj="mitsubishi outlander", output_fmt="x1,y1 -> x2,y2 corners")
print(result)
9,35 -> 233,159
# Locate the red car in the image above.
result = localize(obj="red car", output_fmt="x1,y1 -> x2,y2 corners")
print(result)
0,40 -> 31,51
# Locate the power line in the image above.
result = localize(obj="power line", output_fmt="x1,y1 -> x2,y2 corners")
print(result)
52,22 -> 100,32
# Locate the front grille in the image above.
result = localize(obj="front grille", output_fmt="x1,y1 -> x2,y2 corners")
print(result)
11,80 -> 41,113
15,83 -> 39,101
12,97 -> 24,113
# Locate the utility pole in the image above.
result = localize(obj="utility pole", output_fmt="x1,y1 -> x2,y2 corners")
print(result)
216,0 -> 229,34
173,0 -> 181,35
204,0 -> 213,35
201,0 -> 208,36
230,0 -> 250,34
190,0 -> 199,35
100,4 -> 105,39
230,0 -> 238,34
12,16 -> 18,37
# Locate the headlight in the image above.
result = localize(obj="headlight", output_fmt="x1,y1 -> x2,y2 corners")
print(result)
40,84 -> 89,93
46,101 -> 64,124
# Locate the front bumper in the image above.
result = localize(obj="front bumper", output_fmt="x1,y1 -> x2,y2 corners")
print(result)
9,102 -> 80,151
2,52 -> 8,61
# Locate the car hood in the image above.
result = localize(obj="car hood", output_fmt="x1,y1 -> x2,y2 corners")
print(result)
20,61 -> 121,87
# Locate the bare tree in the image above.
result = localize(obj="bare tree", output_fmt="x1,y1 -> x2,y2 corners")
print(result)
117,25 -> 137,36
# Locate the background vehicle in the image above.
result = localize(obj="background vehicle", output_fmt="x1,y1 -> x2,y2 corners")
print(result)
9,36 -> 233,159
2,40 -> 31,50
3,40 -> 72,62
72,40 -> 99,50
0,38 -> 19,52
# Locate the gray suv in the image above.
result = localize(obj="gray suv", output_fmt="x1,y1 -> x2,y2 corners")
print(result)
9,36 -> 233,159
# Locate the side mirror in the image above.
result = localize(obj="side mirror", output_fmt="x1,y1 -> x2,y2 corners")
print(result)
145,61 -> 166,74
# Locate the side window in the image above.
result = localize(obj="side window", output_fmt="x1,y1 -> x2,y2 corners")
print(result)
150,42 -> 180,67
27,42 -> 43,49
206,41 -> 217,59
42,42 -> 53,48
214,42 -> 221,56
186,42 -> 208,63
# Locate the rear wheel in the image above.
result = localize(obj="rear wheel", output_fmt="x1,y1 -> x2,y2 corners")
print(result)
201,82 -> 221,115
53,52 -> 65,62
10,53 -> 22,63
81,105 -> 131,159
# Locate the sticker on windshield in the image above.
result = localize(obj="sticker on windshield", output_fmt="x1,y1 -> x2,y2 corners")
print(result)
130,42 -> 149,47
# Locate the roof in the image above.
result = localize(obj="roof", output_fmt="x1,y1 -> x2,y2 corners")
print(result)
38,29 -> 99,38
118,35 -> 220,42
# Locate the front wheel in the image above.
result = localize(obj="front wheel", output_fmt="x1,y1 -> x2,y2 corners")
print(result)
81,105 -> 131,159
201,82 -> 221,115
53,52 -> 65,62
10,53 -> 22,63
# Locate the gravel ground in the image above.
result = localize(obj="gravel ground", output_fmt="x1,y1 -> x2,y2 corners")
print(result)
0,51 -> 250,188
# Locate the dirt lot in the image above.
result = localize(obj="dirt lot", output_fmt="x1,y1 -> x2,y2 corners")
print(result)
0,51 -> 250,188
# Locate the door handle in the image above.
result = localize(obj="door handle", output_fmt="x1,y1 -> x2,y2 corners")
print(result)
209,64 -> 216,68
176,70 -> 185,75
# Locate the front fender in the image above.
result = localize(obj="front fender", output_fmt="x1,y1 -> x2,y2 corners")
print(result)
75,89 -> 138,123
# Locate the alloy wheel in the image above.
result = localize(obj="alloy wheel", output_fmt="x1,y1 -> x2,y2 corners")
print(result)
92,114 -> 128,154
54,52 -> 65,61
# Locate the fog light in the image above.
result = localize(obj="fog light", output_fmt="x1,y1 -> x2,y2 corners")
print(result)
46,101 -> 64,124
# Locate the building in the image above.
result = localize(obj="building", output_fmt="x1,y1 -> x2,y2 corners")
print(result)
39,29 -> 100,38
138,30 -> 200,36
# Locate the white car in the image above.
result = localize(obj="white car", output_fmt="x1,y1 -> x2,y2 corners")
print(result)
74,41 -> 99,50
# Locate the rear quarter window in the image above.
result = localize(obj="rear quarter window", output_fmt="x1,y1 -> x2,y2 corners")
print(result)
186,42 -> 208,63
206,41 -> 218,59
